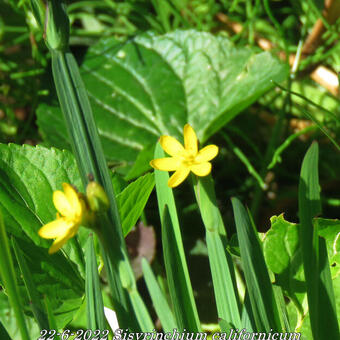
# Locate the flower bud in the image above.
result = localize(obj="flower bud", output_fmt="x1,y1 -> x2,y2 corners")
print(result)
45,0 -> 69,51
28,0 -> 45,29
86,182 -> 110,213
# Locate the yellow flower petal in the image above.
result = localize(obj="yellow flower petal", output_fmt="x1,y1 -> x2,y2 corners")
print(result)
195,145 -> 219,162
53,190 -> 72,217
63,183 -> 82,217
38,218 -> 70,239
48,234 -> 71,254
190,162 -> 212,176
150,157 -> 181,171
168,167 -> 190,188
160,136 -> 184,157
184,124 -> 198,154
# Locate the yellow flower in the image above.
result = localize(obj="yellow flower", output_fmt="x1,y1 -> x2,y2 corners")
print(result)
150,124 -> 219,188
38,183 -> 85,254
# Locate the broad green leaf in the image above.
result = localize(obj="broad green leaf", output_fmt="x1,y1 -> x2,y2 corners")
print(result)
316,218 -> 340,278
37,30 -> 287,173
264,215 -> 340,331
116,173 -> 155,236
0,144 -> 85,329
0,144 -> 82,245
12,238 -> 49,330
263,215 -> 305,302
138,30 -> 288,142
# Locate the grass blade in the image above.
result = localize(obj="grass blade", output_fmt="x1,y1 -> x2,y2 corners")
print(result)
231,198 -> 282,332
221,133 -> 266,189
194,176 -> 242,329
162,205 -> 200,331
85,234 -> 106,331
298,142 -> 339,338
142,258 -> 178,332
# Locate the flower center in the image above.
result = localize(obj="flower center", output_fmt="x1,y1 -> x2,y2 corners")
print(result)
182,153 -> 197,167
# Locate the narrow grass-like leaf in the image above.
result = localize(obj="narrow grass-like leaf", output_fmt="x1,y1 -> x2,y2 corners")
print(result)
161,205 -> 200,331
231,198 -> 282,332
298,142 -> 320,338
268,126 -> 317,169
193,176 -> 241,328
298,106 -> 340,152
298,142 -> 339,338
218,318 -> 233,333
141,258 -> 177,332
11,238 -> 49,330
273,286 -> 291,333
128,289 -> 155,332
241,292 -> 255,333
98,217 -> 154,332
154,142 -> 200,331
0,211 -> 30,340
273,83 -> 340,151
85,234 -> 106,331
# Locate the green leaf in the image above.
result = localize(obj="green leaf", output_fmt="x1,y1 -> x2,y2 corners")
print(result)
0,143 -> 85,329
0,211 -> 30,340
0,291 -> 40,340
37,30 -> 287,172
0,144 -> 82,245
85,235 -> 106,330
316,218 -> 340,278
125,144 -> 155,180
117,173 -> 155,236
298,142 -> 339,339
263,215 -> 305,301
12,238 -> 49,330
193,176 -> 241,328
161,205 -> 201,332
231,198 -> 282,332
141,258 -> 177,332
264,214 -> 340,331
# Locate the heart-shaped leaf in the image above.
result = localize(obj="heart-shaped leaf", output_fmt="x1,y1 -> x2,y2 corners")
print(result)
37,30 -> 288,174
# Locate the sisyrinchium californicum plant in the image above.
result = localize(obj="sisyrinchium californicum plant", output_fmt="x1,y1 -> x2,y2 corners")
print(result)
0,1 -> 338,340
